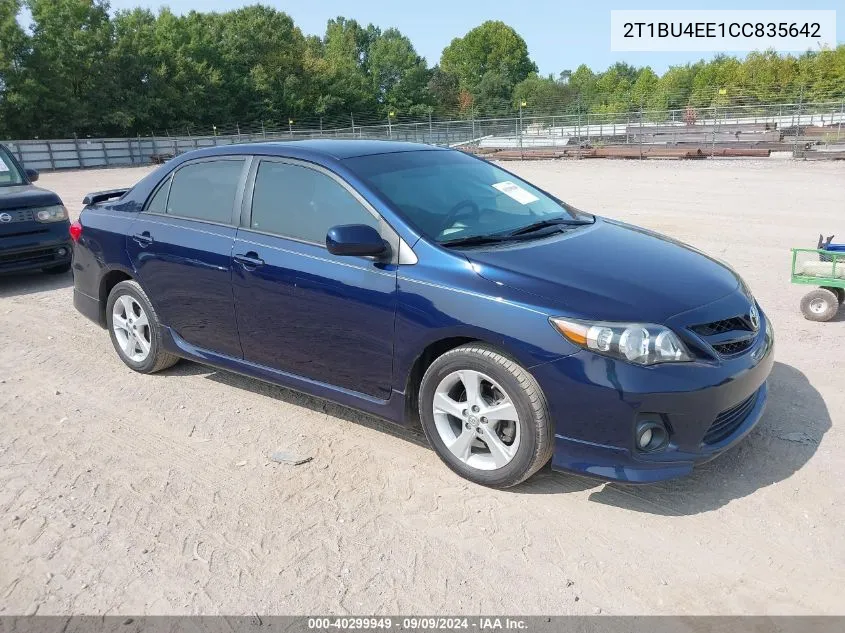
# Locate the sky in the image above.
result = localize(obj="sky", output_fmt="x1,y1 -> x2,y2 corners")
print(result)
102,0 -> 843,76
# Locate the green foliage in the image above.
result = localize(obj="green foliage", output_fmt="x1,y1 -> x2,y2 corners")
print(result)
512,74 -> 573,115
427,66 -> 460,116
13,0 -> 114,137
0,0 -> 28,136
0,2 -> 844,138
440,20 -> 536,114
366,28 -> 430,115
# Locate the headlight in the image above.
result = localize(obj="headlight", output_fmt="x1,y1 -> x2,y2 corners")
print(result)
550,317 -> 693,366
34,205 -> 68,223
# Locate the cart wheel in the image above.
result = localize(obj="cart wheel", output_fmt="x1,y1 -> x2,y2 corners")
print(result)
823,287 -> 845,304
800,289 -> 840,322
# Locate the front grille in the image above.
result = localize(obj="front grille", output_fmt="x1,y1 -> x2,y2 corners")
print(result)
690,310 -> 757,358
713,339 -> 754,356
0,208 -> 35,223
691,316 -> 750,337
0,246 -> 62,267
0,228 -> 49,239
703,391 -> 758,444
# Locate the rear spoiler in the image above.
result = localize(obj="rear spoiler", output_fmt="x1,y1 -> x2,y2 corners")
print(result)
83,188 -> 129,206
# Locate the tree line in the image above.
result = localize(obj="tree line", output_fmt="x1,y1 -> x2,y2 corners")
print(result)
1,0 -> 844,139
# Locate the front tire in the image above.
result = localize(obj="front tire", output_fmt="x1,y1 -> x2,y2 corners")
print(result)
418,344 -> 554,488
800,288 -> 839,322
106,280 -> 179,373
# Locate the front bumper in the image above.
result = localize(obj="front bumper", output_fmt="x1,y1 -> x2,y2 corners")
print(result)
531,310 -> 774,483
0,236 -> 72,274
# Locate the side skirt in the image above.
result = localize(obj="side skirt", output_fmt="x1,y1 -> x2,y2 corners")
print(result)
159,327 -> 412,427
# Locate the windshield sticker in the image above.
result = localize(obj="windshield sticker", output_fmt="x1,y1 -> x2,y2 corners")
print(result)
0,161 -> 9,172
492,181 -> 539,205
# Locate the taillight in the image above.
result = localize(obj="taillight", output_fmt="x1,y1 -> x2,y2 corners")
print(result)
69,221 -> 82,242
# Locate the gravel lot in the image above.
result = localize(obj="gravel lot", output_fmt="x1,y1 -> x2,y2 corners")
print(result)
1,158 -> 843,615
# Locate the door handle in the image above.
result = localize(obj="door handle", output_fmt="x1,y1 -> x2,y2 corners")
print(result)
234,252 -> 265,268
132,231 -> 153,247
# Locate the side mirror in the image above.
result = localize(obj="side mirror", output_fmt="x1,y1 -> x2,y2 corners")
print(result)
326,224 -> 387,257
25,168 -> 39,182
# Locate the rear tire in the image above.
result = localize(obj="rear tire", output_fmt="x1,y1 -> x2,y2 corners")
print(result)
800,288 -> 839,322
43,263 -> 71,274
418,343 -> 554,488
106,280 -> 179,373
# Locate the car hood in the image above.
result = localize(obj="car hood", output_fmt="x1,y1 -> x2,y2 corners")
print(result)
464,218 -> 741,323
0,184 -> 63,210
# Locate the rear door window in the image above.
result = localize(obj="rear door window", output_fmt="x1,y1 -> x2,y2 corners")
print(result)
166,159 -> 245,224
146,175 -> 171,213
249,160 -> 379,244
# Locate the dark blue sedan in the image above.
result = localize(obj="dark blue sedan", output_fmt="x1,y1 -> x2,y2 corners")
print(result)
70,140 -> 773,488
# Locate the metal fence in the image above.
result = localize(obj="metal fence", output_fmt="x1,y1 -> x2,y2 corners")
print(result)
5,100 -> 845,171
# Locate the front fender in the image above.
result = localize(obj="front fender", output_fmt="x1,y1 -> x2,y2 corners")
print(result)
393,240 -> 579,392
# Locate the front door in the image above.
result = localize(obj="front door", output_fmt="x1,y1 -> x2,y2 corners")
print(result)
232,158 -> 397,400
126,157 -> 247,358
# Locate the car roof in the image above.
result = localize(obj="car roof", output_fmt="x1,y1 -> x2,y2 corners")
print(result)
197,139 -> 447,161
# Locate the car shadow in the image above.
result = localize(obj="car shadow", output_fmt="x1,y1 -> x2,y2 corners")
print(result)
0,269 -> 72,298
160,360 -> 827,512
162,360 -> 430,449
516,361 -> 829,515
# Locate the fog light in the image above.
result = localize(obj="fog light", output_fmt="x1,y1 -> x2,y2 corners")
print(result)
635,420 -> 669,452
57,247 -> 67,256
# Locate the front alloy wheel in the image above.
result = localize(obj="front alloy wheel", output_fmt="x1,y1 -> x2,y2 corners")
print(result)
419,344 -> 554,488
433,370 -> 521,470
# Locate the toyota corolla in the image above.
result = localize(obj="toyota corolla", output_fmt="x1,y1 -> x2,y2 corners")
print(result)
70,140 -> 773,488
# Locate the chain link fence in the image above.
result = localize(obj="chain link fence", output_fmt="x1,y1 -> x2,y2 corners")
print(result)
4,100 -> 844,171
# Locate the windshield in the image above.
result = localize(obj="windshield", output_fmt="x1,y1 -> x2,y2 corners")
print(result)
0,146 -> 25,187
344,150 -> 593,244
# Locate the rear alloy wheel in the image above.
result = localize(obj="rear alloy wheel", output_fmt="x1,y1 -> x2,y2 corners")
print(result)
418,344 -> 553,488
800,288 -> 839,322
106,280 -> 179,373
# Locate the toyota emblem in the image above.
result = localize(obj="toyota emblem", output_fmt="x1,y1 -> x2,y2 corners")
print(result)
0,212 -> 11,223
749,304 -> 760,331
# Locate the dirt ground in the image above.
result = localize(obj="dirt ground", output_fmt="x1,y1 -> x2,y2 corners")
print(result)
1,158 -> 843,615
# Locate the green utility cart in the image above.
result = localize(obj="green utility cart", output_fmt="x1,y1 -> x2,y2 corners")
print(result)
791,246 -> 845,321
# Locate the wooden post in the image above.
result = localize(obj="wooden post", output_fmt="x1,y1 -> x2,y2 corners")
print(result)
46,140 -> 56,170
639,105 -> 644,159
576,97 -> 582,156
73,133 -> 82,168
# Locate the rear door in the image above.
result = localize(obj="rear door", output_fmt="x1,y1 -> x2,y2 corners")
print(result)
126,157 -> 248,358
231,158 -> 398,400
